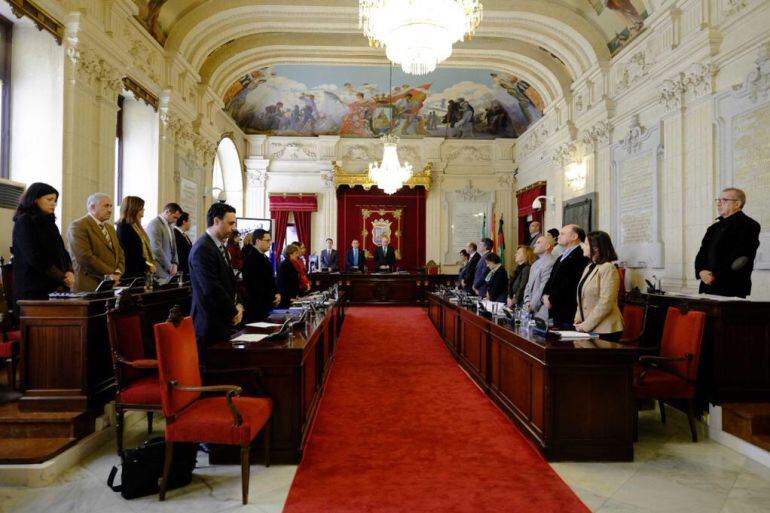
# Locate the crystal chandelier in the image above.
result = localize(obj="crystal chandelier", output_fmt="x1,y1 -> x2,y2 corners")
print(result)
359,0 -> 483,75
369,134 -> 413,194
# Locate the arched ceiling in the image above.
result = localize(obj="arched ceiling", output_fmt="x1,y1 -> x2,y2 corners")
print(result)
133,0 -> 651,127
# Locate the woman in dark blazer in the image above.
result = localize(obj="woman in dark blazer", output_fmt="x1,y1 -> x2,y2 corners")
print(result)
277,244 -> 301,308
116,196 -> 156,279
173,212 -> 193,274
507,245 -> 536,307
12,182 -> 74,301
484,252 -> 508,303
456,249 -> 469,289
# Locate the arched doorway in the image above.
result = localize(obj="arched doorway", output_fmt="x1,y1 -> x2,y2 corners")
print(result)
212,137 -> 244,215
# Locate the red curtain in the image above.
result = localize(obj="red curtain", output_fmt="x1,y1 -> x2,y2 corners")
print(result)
293,211 -> 311,252
268,194 -> 318,212
271,210 -> 290,257
516,183 -> 547,244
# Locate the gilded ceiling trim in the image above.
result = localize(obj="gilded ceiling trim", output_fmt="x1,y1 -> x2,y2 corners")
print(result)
5,0 -> 63,44
332,162 -> 433,191
123,77 -> 159,111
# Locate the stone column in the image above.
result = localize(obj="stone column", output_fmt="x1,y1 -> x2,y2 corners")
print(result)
494,172 -> 515,271
425,174 -> 443,265
318,161 -> 338,250
244,157 -> 269,218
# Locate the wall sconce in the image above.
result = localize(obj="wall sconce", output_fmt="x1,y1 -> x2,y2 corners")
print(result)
211,187 -> 227,203
532,195 -> 555,210
564,161 -> 587,191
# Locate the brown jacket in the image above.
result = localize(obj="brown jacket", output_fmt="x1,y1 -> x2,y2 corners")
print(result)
574,262 -> 624,334
67,215 -> 125,292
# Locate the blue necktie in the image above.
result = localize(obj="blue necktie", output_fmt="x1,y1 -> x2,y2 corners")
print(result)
354,249 -> 358,265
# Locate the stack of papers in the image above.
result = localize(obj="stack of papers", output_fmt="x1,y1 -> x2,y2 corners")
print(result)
232,333 -> 270,343
246,322 -> 282,328
553,331 -> 599,339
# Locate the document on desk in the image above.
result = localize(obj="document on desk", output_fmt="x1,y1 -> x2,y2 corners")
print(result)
246,322 -> 283,328
232,333 -> 271,343
553,331 -> 599,339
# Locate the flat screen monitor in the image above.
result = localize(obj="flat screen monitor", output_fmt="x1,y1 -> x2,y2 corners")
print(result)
237,217 -> 273,236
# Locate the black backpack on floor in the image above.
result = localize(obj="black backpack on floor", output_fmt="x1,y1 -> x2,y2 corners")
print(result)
107,437 -> 198,500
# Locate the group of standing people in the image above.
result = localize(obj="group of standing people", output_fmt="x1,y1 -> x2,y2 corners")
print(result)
11,183 -> 195,303
457,226 -> 626,340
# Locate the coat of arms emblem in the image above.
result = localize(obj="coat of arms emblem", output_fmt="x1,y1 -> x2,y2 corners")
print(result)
371,218 -> 392,246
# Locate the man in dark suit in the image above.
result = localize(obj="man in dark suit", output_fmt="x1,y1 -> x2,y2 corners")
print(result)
542,224 -> 590,329
320,238 -> 339,271
472,238 -> 494,296
243,228 -> 280,322
345,239 -> 366,272
374,235 -> 397,271
173,212 -> 193,275
695,188 -> 761,297
462,242 -> 481,293
483,253 -> 508,302
188,203 -> 243,352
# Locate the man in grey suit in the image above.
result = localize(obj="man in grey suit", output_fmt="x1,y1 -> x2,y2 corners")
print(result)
320,238 -> 339,271
472,238 -> 494,296
522,234 -> 556,320
146,202 -> 182,282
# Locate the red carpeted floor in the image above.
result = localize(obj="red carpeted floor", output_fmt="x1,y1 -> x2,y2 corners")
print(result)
283,307 -> 589,513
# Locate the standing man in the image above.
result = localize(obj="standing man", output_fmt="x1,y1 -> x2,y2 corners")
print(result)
542,225 -> 590,329
320,238 -> 339,271
523,234 -> 556,320
68,193 -> 125,292
189,203 -> 243,352
695,188 -> 760,298
375,235 -> 397,271
243,228 -> 280,322
146,202 -> 182,282
472,238 -> 494,296
528,221 -> 542,247
173,212 -> 193,275
346,239 -> 366,272
463,242 -> 481,293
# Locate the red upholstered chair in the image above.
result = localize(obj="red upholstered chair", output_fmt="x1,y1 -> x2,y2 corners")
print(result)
0,272 -> 19,389
633,306 -> 706,442
620,304 -> 646,344
106,292 -> 161,454
154,307 -> 272,504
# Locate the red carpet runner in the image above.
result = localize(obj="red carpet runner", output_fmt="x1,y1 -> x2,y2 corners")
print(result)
283,307 -> 589,513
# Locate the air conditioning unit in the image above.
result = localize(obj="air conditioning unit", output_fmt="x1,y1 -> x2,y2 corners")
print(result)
0,178 -> 26,261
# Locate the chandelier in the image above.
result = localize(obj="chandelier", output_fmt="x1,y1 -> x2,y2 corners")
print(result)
369,134 -> 413,194
359,0 -> 483,75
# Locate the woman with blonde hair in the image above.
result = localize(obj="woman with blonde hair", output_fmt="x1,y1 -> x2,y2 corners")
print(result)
507,245 -> 536,307
116,196 -> 156,278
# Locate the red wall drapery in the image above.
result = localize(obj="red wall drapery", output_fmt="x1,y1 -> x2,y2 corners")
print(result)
336,186 -> 426,272
516,183 -> 547,245
269,194 -> 318,254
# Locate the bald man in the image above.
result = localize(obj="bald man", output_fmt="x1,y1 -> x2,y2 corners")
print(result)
541,225 -> 590,329
528,221 -> 542,247
523,234 -> 556,320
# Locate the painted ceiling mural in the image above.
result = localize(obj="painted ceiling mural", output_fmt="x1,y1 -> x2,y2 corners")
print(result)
223,65 -> 545,139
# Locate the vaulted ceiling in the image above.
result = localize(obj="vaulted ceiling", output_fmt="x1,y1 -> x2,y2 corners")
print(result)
133,0 -> 652,111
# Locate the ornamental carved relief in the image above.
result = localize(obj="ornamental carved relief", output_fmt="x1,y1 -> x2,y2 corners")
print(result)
247,169 -> 268,188
581,121 -> 612,152
552,142 -> 578,167
67,45 -> 124,99
341,143 -> 377,161
616,50 -> 652,94
620,115 -> 646,155
747,43 -> 770,103
725,0 -> 748,16
658,62 -> 716,111
270,142 -> 317,160
445,145 -> 492,162
128,39 -> 161,84
456,180 -> 484,202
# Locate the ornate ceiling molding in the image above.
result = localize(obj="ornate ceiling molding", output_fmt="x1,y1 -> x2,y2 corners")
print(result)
332,162 -> 433,191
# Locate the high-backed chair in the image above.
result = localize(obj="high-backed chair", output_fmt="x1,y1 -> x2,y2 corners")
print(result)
633,306 -> 707,442
106,292 -> 161,454
154,307 -> 272,504
0,271 -> 19,389
620,303 -> 646,344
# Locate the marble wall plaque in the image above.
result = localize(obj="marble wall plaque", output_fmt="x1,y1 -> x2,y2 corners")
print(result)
179,177 -> 199,239
715,57 -> 770,269
442,188 -> 493,264
611,122 -> 664,268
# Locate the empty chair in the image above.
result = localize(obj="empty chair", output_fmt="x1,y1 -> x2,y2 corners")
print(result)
154,306 -> 272,504
633,306 -> 707,442
620,303 -> 646,344
0,272 -> 20,389
106,292 -> 161,454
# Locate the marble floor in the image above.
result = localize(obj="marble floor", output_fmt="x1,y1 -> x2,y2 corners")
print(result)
1,407 -> 769,513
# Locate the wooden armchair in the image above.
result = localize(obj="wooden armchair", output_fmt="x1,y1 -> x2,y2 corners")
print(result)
633,306 -> 706,442
106,291 -> 161,454
154,306 -> 272,504
619,303 -> 646,344
0,269 -> 20,389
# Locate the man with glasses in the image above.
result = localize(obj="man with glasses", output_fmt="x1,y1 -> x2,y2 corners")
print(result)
243,228 -> 281,322
695,188 -> 760,298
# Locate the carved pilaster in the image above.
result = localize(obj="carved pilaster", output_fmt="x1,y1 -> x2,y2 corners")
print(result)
581,121 -> 612,153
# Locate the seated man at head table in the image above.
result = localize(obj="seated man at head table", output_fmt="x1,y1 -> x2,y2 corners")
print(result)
345,238 -> 366,272
374,235 -> 397,272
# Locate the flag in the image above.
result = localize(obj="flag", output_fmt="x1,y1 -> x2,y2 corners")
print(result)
491,211 -> 497,251
498,215 -> 506,263
481,213 -> 486,240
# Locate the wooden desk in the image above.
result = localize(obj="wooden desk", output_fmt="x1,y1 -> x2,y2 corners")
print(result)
18,287 -> 190,412
311,273 -> 456,305
205,296 -> 346,464
429,293 -> 640,461
627,292 -> 770,406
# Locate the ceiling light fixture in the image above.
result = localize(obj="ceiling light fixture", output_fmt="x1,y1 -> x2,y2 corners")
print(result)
359,0 -> 483,76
